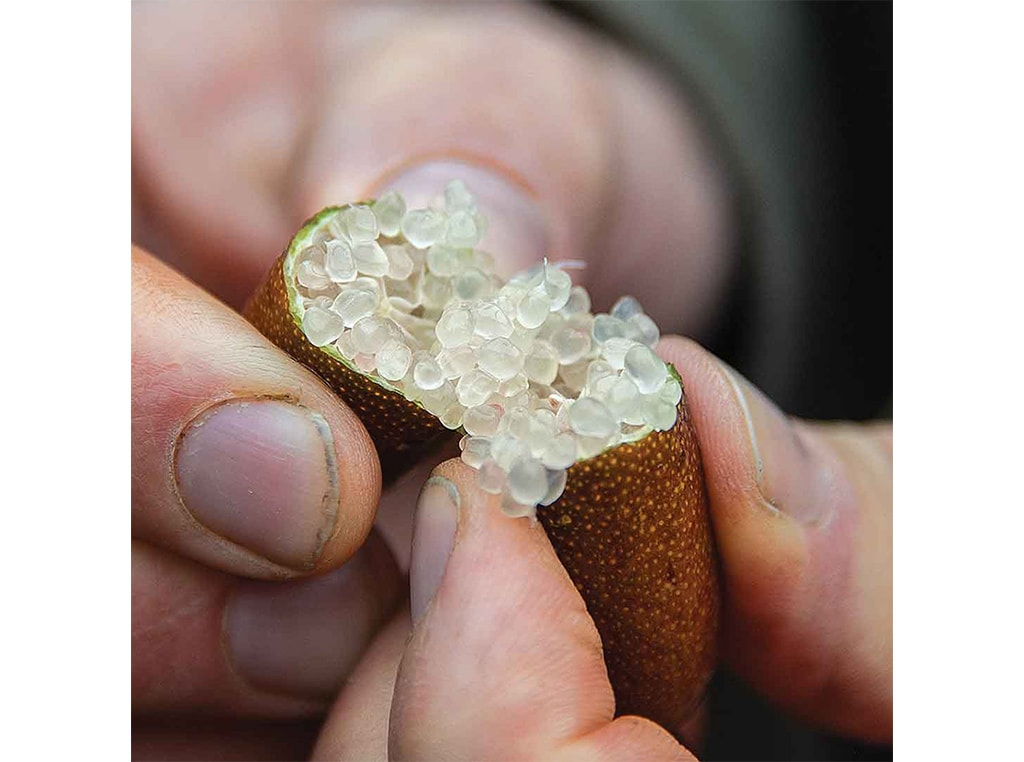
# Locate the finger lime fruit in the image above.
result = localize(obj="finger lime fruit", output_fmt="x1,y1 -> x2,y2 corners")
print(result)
243,183 -> 719,734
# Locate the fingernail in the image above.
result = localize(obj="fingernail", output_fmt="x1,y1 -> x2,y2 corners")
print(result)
225,542 -> 396,698
410,475 -> 460,622
378,159 -> 547,275
718,362 -> 834,525
175,399 -> 340,570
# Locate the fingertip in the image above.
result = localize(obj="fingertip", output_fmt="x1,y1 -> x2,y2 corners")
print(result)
310,399 -> 382,573
409,457 -> 563,624
409,466 -> 462,623
393,457 -> 614,759
374,159 -> 550,277
655,335 -> 810,622
656,336 -> 792,524
295,4 -> 610,270
132,247 -> 383,579
657,337 -> 892,739
430,457 -> 569,584
429,456 -> 480,494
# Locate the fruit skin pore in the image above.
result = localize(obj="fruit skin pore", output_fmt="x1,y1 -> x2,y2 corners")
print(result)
243,207 -> 720,734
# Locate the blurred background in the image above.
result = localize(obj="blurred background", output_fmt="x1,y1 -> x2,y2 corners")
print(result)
566,3 -> 892,759
561,1 -> 893,427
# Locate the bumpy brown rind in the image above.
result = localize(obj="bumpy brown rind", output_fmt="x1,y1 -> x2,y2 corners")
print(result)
243,208 -> 720,732
243,248 -> 449,482
539,395 -> 719,733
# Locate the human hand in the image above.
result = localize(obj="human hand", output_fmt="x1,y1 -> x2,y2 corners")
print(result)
132,3 -> 890,759
340,336 -> 891,759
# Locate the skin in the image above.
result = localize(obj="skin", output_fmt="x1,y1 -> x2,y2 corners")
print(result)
132,3 -> 891,759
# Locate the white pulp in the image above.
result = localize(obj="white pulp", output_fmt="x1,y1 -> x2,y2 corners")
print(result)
291,181 -> 681,518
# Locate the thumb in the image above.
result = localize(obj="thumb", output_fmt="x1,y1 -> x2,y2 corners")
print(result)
658,336 -> 892,743
391,460 -> 693,761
